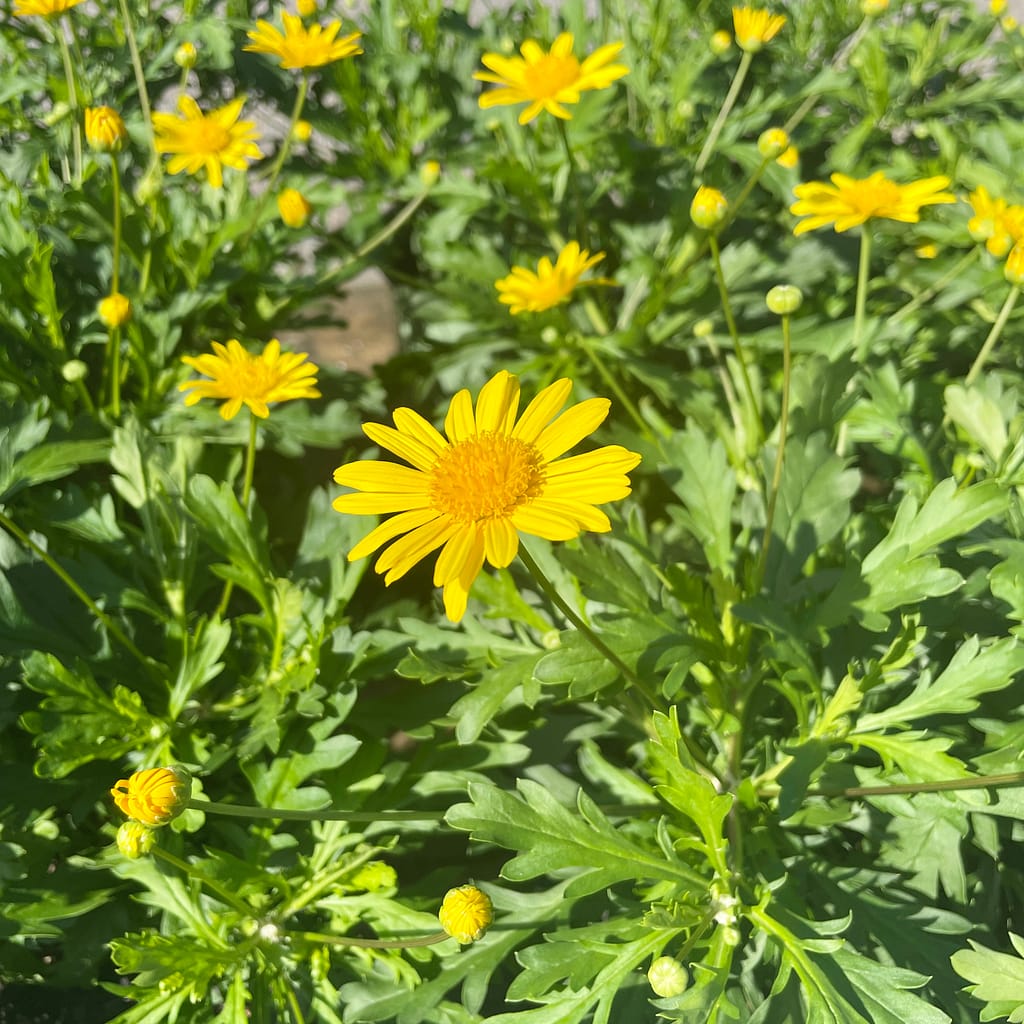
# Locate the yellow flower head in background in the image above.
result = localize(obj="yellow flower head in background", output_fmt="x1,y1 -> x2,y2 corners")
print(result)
776,144 -> 799,169
790,172 -> 955,235
296,0 -> 317,15
153,96 -> 262,189
278,188 -> 313,228
13,0 -> 83,16
495,242 -> 608,315
731,7 -> 787,52
98,293 -> 132,329
860,0 -> 889,15
1005,242 -> 1024,286
85,106 -> 127,153
292,118 -> 313,142
438,885 -> 494,944
245,12 -> 363,70
474,32 -> 629,125
332,370 -> 642,622
966,186 -> 1024,258
111,766 -> 192,828
180,339 -> 321,420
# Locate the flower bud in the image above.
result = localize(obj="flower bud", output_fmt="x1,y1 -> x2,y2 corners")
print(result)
438,884 -> 493,944
914,243 -> 938,260
296,0 -> 317,15
1002,15 -> 1019,31
111,766 -> 192,827
757,127 -> 789,160
693,317 -> 714,338
277,188 -> 312,228
648,956 -> 689,998
860,0 -> 889,15
61,359 -> 88,383
173,42 -> 197,69
84,106 -> 127,153
98,293 -> 132,329
991,0 -> 1007,14
1005,243 -> 1024,287
116,820 -> 156,859
776,144 -> 799,169
765,285 -> 803,315
419,160 -> 441,187
292,119 -> 313,143
710,30 -> 732,54
690,185 -> 728,231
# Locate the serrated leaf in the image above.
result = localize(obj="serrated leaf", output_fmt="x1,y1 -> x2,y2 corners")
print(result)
952,935 -> 1024,1023
450,653 -> 543,744
243,730 -> 361,811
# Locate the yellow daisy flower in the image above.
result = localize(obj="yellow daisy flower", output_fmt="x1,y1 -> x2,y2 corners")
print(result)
966,186 -> 1024,258
731,7 -> 787,52
277,188 -> 313,228
495,242 -> 608,315
85,106 -> 127,153
111,766 -> 192,828
790,172 -> 955,235
179,338 -> 321,420
153,96 -> 261,189
13,0 -> 83,16
332,370 -> 642,622
474,32 -> 629,125
244,12 -> 363,70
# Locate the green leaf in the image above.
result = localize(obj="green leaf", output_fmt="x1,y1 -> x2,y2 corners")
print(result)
446,778 -> 704,891
952,934 -> 1024,1022
944,384 -> 1008,464
0,437 -> 110,505
449,653 -> 544,744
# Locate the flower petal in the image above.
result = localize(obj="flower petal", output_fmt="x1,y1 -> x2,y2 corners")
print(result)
534,397 -> 610,461
512,378 -> 572,443
348,508 -> 440,562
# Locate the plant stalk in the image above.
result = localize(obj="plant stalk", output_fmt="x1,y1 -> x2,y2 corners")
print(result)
695,50 -> 752,175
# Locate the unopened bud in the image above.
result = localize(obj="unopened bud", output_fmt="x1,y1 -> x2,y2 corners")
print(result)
292,119 -> 312,142
85,106 -> 127,153
776,145 -> 799,169
277,188 -> 312,228
116,820 -> 156,859
61,359 -> 88,383
765,285 -> 803,315
1005,243 -> 1024,286
860,0 -> 889,15
419,160 -> 441,187
710,30 -> 732,54
757,127 -> 789,160
98,293 -> 132,329
174,42 -> 197,69
438,884 -> 493,944
111,766 -> 192,827
648,956 -> 689,998
690,185 -> 728,231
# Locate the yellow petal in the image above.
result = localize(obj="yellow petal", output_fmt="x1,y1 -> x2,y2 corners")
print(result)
444,389 -> 476,443
512,378 -> 572,443
392,407 -> 448,455
348,508 -> 440,562
442,532 -> 486,622
474,371 -> 520,434
483,517 -> 519,568
332,492 -> 431,515
511,503 -> 581,541
433,524 -> 481,586
377,516 -> 459,582
534,397 -> 610,461
333,461 -> 430,493
363,422 -> 438,472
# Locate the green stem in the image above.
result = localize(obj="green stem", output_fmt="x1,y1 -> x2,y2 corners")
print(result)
721,156 -> 770,232
115,0 -> 157,160
151,846 -> 253,919
853,226 -> 873,362
708,234 -> 760,431
109,158 -> 124,417
695,49 -> 752,175
815,769 -> 1024,799
517,542 -> 664,711
556,118 -> 588,248
187,799 -> 447,823
965,284 -> 1019,387
0,510 -> 149,666
55,23 -> 82,187
889,247 -> 978,324
576,330 -> 652,440
214,413 -> 259,618
296,929 -> 450,950
756,312 -> 793,589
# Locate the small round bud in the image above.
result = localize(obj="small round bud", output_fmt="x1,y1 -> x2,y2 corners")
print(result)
84,106 -> 127,153
693,317 -> 714,338
419,160 -> 441,187
860,0 -> 888,15
757,127 -> 789,160
296,0 -> 317,15
292,119 -> 313,143
648,956 -> 689,998
438,884 -> 493,944
277,188 -> 312,228
61,359 -> 88,383
1002,15 -> 1019,31
690,185 -> 728,231
116,820 -> 156,859
173,42 -> 198,69
766,285 -> 803,315
776,144 -> 799,169
1005,243 -> 1024,287
98,293 -> 132,329
540,325 -> 560,346
709,30 -> 732,55
111,766 -> 192,827
914,243 -> 938,260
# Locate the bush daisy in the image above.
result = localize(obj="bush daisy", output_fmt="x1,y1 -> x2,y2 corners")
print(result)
111,766 -> 192,828
179,339 -> 321,420
245,12 -> 363,70
731,6 -> 787,52
495,242 -> 608,314
13,0 -> 83,16
474,33 -> 629,125
153,96 -> 262,189
332,370 -> 641,622
790,172 -> 955,235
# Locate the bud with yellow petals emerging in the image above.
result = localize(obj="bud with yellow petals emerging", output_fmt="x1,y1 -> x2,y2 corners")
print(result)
98,293 -> 132,329
690,185 -> 729,231
757,127 -> 789,160
174,41 -> 198,69
776,144 -> 799,169
419,160 -> 441,188
296,0 -> 317,15
85,106 -> 127,153
292,119 -> 313,143
1005,243 -> 1024,287
277,188 -> 313,228
710,30 -> 733,55
438,884 -> 493,944
116,820 -> 156,859
860,0 -> 889,16
111,766 -> 192,827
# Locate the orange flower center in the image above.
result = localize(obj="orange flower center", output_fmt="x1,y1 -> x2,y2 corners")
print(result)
848,179 -> 902,217
225,358 -> 279,397
523,55 -> 581,97
192,118 -> 232,155
430,433 -> 545,523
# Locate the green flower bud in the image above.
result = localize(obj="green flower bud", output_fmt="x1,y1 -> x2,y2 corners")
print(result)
116,820 -> 156,859
765,285 -> 803,315
648,956 -> 689,998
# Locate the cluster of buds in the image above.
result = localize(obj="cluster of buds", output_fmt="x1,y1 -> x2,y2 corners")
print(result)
111,766 -> 192,858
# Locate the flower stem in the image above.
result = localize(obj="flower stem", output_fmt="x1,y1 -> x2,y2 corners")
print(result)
755,312 -> 793,590
115,0 -> 157,161
55,22 -> 82,187
556,118 -> 588,249
576,329 -> 651,439
708,234 -> 760,432
517,542 -> 664,711
296,929 -> 450,950
814,770 -> 1024,799
187,799 -> 447,823
0,510 -> 149,666
965,284 -> 1019,387
853,225 -> 873,362
695,50 -> 752,175
151,846 -> 253,919
109,158 -> 124,417
214,412 -> 259,618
